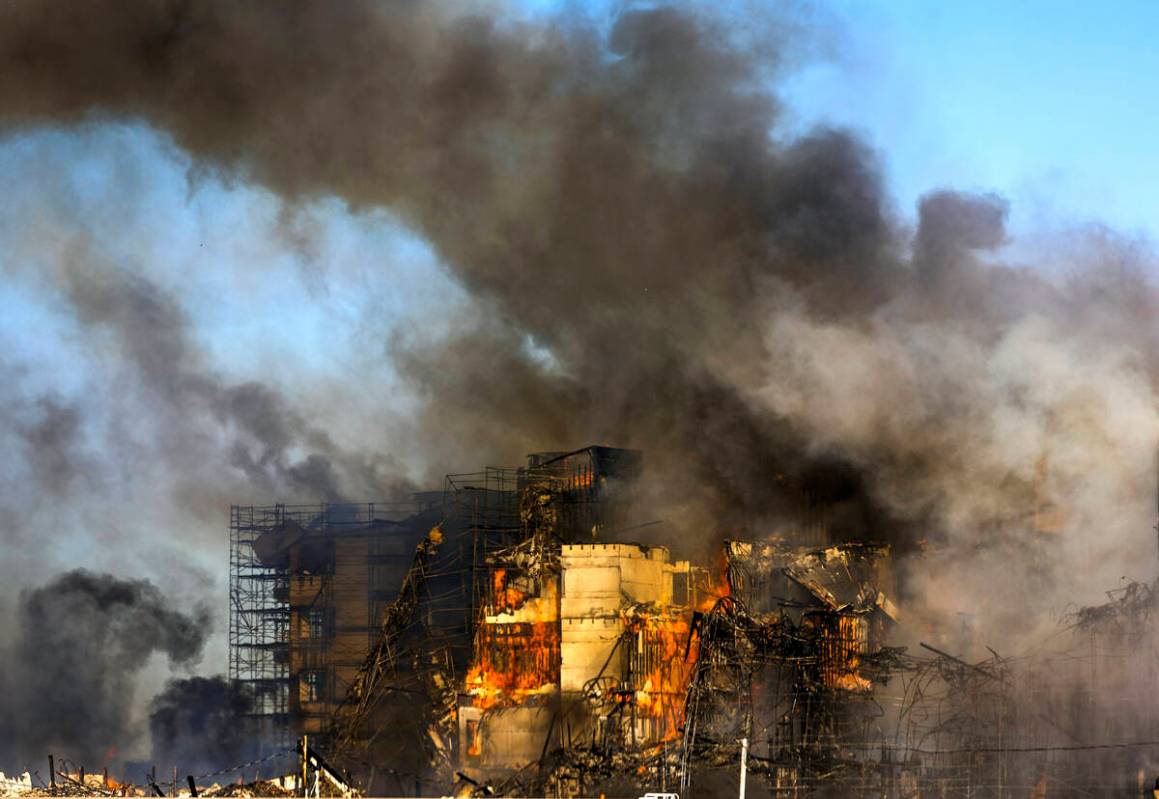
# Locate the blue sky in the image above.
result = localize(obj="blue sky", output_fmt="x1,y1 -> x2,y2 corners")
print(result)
780,0 -> 1159,241
511,0 -> 1159,242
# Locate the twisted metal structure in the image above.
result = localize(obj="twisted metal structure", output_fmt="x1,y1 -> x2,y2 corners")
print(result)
326,524 -> 445,760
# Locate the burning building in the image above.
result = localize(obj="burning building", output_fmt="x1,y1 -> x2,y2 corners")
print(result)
679,540 -> 901,794
228,447 -> 676,788
228,444 -> 912,796
229,442 -> 1157,799
458,541 -> 705,778
222,438 -> 1159,799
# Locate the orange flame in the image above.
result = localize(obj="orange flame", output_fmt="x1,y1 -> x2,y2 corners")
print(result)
466,576 -> 560,710
466,719 -> 483,757
463,558 -> 732,747
807,612 -> 872,691
697,550 -> 732,612
571,469 -> 595,489
490,569 -> 528,613
625,610 -> 699,741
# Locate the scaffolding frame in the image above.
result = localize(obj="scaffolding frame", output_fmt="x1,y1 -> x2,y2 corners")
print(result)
228,501 -> 435,754
444,449 -> 639,645
228,504 -> 292,748
443,468 -> 521,643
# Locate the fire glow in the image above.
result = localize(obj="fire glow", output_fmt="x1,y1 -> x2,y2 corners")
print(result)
625,610 -> 697,738
466,573 -> 560,711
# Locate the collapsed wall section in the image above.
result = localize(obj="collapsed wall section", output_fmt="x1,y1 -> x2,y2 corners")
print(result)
677,539 -> 899,794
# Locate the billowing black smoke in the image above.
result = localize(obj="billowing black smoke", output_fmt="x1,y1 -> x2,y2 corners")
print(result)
0,570 -> 209,770
2,0 -> 1142,616
149,676 -> 256,778
0,1 -> 908,540
0,0 -> 1155,771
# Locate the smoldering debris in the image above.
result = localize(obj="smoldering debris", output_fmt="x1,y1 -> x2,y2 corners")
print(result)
1071,579 -> 1159,630
1,771 -> 301,798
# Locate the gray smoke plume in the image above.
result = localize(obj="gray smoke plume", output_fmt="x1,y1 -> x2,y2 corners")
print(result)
0,231 -> 417,771
0,0 -> 1156,775
51,254 -> 401,505
0,0 -> 1156,631
16,397 -> 93,498
0,570 -> 209,770
148,676 -> 256,778
0,1 -> 904,540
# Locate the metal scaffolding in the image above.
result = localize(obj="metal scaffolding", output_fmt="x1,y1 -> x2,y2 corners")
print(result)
443,468 -> 520,644
443,448 -> 643,649
228,504 -> 292,750
228,501 -> 436,758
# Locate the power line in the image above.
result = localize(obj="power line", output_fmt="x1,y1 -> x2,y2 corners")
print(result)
862,739 -> 1159,756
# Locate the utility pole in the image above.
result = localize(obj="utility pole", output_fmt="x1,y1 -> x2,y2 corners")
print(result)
661,738 -> 667,793
299,736 -> 309,798
739,736 -> 749,799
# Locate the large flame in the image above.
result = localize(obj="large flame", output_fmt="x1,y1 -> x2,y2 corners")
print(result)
699,551 -> 732,612
466,573 -> 560,711
489,568 -> 528,613
461,546 -> 875,767
625,610 -> 698,740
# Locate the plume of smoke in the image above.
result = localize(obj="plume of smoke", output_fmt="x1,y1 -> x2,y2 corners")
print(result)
51,254 -> 400,505
16,397 -> 93,498
0,1 -> 899,533
0,0 -> 1156,761
0,84 -> 423,779
148,676 -> 255,778
0,570 -> 210,770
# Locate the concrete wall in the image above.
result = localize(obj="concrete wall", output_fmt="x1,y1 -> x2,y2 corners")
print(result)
560,543 -> 675,606
459,702 -> 558,772
561,616 -> 622,691
461,542 -> 693,775
560,544 -> 670,694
